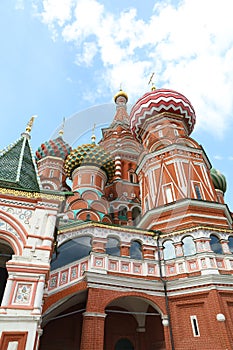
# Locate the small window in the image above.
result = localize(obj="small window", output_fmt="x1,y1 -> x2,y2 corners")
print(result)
190,315 -> 200,337
164,185 -> 174,203
163,240 -> 176,260
210,235 -> 223,254
130,173 -> 134,183
182,236 -> 196,256
130,241 -> 142,260
194,184 -> 202,199
49,170 -> 54,178
228,236 -> 233,253
51,236 -> 92,270
91,175 -> 94,186
106,238 -> 120,256
118,206 -> 127,220
174,129 -> 179,136
145,197 -> 149,211
158,130 -> 163,137
132,207 -> 141,226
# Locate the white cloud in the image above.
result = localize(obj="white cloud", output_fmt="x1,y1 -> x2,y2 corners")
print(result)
15,0 -> 24,10
75,41 -> 98,66
37,0 -> 233,137
214,155 -> 223,160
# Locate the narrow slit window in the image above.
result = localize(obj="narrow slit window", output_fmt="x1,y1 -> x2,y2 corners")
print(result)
194,184 -> 202,199
145,197 -> 149,211
190,315 -> 200,337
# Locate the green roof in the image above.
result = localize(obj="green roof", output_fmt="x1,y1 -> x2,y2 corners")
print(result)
0,134 -> 40,192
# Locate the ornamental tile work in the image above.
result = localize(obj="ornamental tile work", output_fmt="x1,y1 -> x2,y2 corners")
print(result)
0,219 -> 22,241
1,206 -> 33,225
14,283 -> 33,305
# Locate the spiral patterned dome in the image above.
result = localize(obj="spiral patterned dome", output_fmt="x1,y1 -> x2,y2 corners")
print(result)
130,88 -> 196,141
35,136 -> 72,161
210,168 -> 227,193
64,143 -> 115,181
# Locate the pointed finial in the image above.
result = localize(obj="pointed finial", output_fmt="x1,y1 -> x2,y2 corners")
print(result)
148,72 -> 156,91
91,123 -> 96,143
59,117 -> 65,136
25,115 -> 37,133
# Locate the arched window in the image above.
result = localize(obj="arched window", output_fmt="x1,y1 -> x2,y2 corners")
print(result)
115,338 -> 134,350
182,236 -> 196,256
0,241 -> 14,304
228,236 -> 233,254
109,206 -> 115,220
210,235 -> 223,254
106,237 -> 120,256
163,240 -> 176,260
51,236 -> 92,270
130,241 -> 142,260
132,207 -> 141,226
118,206 -> 127,220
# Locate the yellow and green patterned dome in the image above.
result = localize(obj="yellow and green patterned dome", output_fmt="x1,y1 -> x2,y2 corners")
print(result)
210,168 -> 227,193
64,143 -> 115,181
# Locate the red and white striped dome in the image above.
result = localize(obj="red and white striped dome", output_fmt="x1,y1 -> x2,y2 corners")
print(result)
130,88 -> 196,141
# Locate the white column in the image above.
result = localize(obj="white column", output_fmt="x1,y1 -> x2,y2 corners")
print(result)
32,276 -> 45,314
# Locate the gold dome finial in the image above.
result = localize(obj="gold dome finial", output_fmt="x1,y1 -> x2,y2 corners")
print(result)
91,123 -> 96,143
59,117 -> 65,136
25,115 -> 37,133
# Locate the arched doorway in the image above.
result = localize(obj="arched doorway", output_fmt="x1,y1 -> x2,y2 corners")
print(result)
0,240 -> 14,304
104,296 -> 165,350
115,338 -> 134,350
39,291 -> 87,350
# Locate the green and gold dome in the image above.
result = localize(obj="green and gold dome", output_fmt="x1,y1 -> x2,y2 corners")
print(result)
64,142 -> 115,181
210,168 -> 227,193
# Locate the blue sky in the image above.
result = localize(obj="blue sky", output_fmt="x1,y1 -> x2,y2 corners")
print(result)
0,0 -> 232,210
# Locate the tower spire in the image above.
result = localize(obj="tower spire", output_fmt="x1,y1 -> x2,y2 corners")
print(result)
91,123 -> 96,143
148,72 -> 156,91
25,115 -> 37,133
59,117 -> 65,136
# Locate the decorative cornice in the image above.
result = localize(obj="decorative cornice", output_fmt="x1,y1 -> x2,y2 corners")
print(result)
0,187 -> 65,201
58,220 -> 151,235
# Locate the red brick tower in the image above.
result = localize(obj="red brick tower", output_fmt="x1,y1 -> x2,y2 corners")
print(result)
130,87 -> 231,233
99,89 -> 142,226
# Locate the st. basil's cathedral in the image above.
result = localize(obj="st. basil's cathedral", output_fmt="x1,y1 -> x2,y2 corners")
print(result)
0,85 -> 232,350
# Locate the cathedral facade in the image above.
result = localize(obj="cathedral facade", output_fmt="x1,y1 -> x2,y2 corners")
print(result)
0,87 -> 233,350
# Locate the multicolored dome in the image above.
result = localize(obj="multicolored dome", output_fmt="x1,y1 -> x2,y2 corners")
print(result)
35,136 -> 72,161
210,168 -> 227,193
130,88 -> 196,141
64,143 -> 115,181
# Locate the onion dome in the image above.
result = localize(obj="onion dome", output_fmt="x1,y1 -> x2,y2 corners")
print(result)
210,168 -> 227,193
35,136 -> 71,161
64,143 -> 115,181
114,89 -> 128,104
130,88 -> 196,141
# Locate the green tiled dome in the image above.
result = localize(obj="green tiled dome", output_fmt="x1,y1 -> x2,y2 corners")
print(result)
210,168 -> 227,193
64,143 -> 115,181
